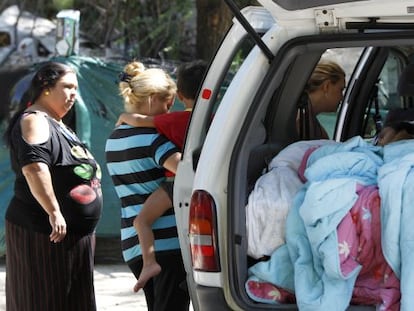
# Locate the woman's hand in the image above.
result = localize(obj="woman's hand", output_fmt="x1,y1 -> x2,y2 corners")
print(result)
115,114 -> 126,126
49,210 -> 67,243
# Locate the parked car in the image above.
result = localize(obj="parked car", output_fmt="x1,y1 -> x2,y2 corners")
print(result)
173,0 -> 414,310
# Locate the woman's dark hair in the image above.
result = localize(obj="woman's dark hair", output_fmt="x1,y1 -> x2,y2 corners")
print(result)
384,107 -> 414,135
383,107 -> 414,127
3,61 -> 74,147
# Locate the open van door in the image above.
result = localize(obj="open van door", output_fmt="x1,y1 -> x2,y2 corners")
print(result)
173,5 -> 275,309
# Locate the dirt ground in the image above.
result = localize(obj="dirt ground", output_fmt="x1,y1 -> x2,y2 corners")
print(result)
0,263 -> 149,310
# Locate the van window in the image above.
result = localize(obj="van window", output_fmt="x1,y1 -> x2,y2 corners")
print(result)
211,37 -> 256,115
190,35 -> 258,169
362,49 -> 407,139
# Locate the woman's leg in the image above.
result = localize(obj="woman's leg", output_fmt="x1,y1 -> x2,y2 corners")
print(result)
153,251 -> 190,311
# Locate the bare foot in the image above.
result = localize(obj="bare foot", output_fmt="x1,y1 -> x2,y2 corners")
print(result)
133,263 -> 162,292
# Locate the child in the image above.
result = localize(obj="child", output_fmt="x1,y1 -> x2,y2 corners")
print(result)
375,108 -> 414,146
116,60 -> 207,292
376,120 -> 414,146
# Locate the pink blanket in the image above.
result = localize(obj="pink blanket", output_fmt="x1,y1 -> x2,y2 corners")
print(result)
338,184 -> 400,310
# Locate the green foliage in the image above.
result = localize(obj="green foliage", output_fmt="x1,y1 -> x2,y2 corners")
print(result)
52,0 -> 74,10
116,0 -> 194,60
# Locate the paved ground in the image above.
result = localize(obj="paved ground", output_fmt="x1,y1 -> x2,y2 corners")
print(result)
0,263 -> 194,310
0,263 -> 149,310
94,264 -> 149,310
0,239 -> 194,310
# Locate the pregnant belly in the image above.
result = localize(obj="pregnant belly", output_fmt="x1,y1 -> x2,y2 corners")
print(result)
65,184 -> 103,233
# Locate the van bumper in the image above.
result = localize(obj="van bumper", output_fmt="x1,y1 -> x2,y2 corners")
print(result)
192,285 -> 231,311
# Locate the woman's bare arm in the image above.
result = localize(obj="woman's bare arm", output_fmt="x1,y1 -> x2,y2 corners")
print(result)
20,112 -> 67,242
116,112 -> 155,127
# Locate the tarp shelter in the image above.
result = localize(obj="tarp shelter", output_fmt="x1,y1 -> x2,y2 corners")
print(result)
0,55 -> 182,261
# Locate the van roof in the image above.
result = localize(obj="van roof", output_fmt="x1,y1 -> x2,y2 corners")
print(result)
257,0 -> 414,20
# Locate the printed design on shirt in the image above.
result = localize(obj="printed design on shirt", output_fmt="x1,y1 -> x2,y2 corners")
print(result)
70,145 -> 101,180
74,163 -> 94,180
71,145 -> 94,160
96,163 -> 102,179
91,177 -> 103,198
68,145 -> 102,205
69,184 -> 97,205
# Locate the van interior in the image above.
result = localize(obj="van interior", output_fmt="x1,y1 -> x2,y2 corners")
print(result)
226,35 -> 414,309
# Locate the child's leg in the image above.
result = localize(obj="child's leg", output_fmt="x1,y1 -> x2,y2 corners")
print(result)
133,184 -> 173,292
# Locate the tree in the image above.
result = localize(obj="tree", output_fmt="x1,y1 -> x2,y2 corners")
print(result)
195,0 -> 259,61
76,0 -> 196,61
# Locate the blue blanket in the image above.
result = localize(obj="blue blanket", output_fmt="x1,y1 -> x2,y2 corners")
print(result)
378,140 -> 414,310
246,136 -> 413,310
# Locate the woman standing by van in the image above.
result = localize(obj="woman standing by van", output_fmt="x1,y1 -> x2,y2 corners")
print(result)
297,60 -> 346,139
105,61 -> 189,311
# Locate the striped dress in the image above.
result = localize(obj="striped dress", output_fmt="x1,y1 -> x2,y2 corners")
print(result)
105,124 -> 181,264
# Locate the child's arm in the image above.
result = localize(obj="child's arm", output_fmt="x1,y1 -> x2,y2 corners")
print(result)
116,112 -> 155,127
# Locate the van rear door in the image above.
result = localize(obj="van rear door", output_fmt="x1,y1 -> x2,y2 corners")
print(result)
173,5 -> 275,308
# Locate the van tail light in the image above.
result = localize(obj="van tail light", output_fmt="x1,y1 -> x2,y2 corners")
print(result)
189,190 -> 221,272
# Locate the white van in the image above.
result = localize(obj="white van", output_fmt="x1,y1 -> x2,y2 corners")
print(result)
174,1 -> 414,310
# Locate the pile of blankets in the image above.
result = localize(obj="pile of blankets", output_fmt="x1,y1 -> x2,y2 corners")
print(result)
245,136 -> 414,310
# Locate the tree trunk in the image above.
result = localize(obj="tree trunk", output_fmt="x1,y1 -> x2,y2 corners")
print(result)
195,0 -> 232,61
195,0 -> 259,61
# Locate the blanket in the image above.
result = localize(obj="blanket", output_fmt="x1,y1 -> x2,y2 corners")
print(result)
246,136 -> 414,310
378,140 -> 414,310
246,139 -> 335,259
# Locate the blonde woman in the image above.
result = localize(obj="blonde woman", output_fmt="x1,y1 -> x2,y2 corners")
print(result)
297,60 -> 346,139
114,60 -> 207,293
105,61 -> 189,311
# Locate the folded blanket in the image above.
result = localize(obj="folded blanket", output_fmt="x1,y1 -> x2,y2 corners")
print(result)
246,140 -> 334,258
